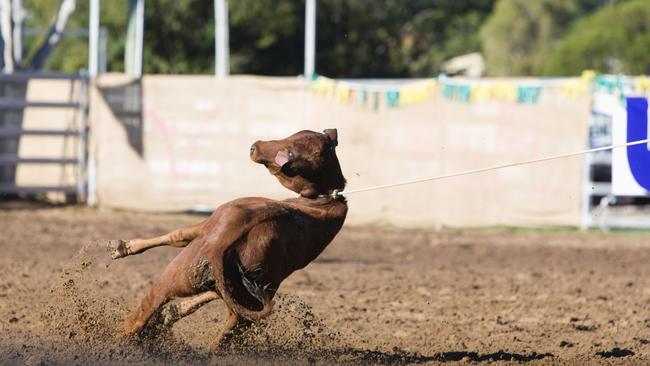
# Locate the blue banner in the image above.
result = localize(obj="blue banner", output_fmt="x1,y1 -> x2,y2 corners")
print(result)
626,97 -> 650,192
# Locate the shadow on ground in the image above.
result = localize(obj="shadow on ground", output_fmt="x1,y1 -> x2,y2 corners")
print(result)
324,348 -> 554,364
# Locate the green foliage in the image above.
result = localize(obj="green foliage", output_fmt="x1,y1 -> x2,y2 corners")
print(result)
231,0 -> 496,77
17,0 -> 646,77
229,0 -> 302,75
18,0 -> 496,77
23,0 -> 128,73
315,0 -> 495,77
143,0 -> 215,74
544,0 -> 650,76
480,0 -> 602,76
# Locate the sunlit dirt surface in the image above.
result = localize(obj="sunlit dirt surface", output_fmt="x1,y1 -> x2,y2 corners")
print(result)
1,203 -> 650,365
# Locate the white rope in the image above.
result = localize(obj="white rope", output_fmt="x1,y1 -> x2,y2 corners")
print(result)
338,138 -> 650,197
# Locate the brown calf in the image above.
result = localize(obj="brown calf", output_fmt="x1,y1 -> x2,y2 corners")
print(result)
111,129 -> 347,352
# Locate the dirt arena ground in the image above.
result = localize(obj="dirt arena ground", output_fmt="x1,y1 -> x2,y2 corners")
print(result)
1,203 -> 650,365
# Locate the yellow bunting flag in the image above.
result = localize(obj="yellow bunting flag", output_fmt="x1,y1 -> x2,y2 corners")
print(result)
312,76 -> 336,98
560,70 -> 596,98
399,83 -> 429,106
635,76 -> 650,93
334,84 -> 352,103
491,83 -> 517,102
471,84 -> 491,102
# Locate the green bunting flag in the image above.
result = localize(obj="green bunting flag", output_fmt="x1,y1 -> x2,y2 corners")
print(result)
310,72 -> 649,110
386,91 -> 400,108
517,86 -> 541,104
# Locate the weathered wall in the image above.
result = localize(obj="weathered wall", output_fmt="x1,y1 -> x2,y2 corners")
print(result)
89,74 -> 589,227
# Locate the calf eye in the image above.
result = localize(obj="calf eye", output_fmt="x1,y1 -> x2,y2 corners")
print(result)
288,151 -> 294,158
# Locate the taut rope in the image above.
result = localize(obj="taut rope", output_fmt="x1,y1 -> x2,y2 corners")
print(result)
335,138 -> 649,197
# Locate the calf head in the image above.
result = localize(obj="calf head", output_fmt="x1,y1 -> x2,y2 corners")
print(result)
250,129 -> 346,198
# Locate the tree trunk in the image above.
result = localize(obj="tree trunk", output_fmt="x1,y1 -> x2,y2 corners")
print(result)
30,0 -> 76,70
0,0 -> 14,72
11,0 -> 23,68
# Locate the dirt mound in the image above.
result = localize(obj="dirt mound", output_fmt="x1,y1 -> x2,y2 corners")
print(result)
233,293 -> 346,352
33,241 -> 205,364
34,241 -> 359,365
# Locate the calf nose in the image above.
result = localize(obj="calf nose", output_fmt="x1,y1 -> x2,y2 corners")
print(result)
250,141 -> 262,160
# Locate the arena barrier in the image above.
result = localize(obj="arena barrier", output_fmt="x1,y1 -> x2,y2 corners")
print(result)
3,74 -> 88,200
83,74 -> 589,227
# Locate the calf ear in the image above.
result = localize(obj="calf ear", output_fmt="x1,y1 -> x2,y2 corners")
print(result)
323,128 -> 338,147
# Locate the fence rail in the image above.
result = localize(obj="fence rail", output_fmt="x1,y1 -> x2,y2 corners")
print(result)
0,72 -> 89,201
0,100 -> 82,109
0,128 -> 80,137
0,184 -> 78,194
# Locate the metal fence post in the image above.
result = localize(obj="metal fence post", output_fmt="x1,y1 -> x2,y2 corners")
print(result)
304,0 -> 316,80
214,0 -> 229,78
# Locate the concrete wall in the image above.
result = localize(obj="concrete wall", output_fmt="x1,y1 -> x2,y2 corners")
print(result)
88,74 -> 589,227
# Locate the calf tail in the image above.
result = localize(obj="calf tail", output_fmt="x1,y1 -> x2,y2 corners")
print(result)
211,247 -> 274,322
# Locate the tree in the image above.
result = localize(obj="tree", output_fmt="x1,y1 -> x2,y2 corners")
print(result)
141,0 -> 214,74
480,0 -> 603,76
544,0 -> 650,76
20,0 -> 499,77
21,0 -> 128,73
0,0 -> 77,72
229,0 -> 302,75
315,0 -> 495,77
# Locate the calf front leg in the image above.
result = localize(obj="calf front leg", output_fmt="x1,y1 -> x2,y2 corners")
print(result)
111,220 -> 206,259
121,250 -> 203,334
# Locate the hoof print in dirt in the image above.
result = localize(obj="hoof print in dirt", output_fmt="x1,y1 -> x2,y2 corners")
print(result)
572,323 -> 599,332
559,340 -> 574,348
634,337 -> 650,345
596,348 -> 635,358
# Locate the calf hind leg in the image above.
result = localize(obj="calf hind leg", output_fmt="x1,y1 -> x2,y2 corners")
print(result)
210,307 -> 252,354
160,290 -> 220,327
111,220 -> 206,259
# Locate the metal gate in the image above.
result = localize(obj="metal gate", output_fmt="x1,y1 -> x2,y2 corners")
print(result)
0,72 -> 89,201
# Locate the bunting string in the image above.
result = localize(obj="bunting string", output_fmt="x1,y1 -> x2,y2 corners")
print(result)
309,70 -> 650,110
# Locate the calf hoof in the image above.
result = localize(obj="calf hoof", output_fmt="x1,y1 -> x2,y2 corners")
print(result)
160,303 -> 180,327
109,239 -> 132,259
121,318 -> 142,335
209,337 -> 229,355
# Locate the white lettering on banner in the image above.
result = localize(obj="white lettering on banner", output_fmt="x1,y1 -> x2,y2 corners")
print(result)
249,122 -> 299,139
470,102 -> 500,117
173,121 -> 240,135
193,100 -> 216,112
175,138 -> 223,148
153,180 -> 224,191
147,159 -> 222,177
247,101 -> 289,116
446,123 -> 498,153
378,126 -> 441,158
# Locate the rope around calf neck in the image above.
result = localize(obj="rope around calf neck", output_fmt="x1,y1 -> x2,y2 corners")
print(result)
334,138 -> 650,197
